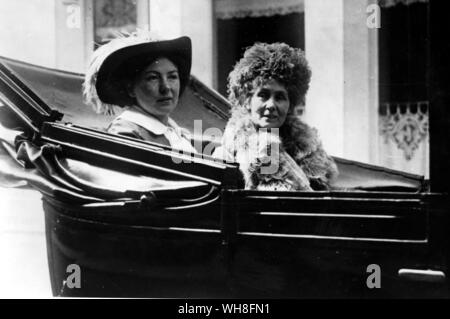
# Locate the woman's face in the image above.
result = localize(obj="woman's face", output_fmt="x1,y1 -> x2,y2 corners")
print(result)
249,79 -> 290,129
131,57 -> 180,123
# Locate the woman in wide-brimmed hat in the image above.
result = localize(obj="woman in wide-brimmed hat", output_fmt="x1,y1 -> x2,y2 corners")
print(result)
213,42 -> 338,191
83,30 -> 197,154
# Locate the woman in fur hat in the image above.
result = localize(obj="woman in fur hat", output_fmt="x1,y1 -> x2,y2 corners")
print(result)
83,30 -> 197,154
213,42 -> 338,191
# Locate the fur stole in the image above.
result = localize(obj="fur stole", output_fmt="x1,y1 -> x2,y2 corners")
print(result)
220,108 -> 338,190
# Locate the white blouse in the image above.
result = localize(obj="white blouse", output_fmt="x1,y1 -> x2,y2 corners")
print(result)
117,107 -> 198,154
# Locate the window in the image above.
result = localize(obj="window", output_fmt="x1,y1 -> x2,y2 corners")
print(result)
94,0 -> 138,47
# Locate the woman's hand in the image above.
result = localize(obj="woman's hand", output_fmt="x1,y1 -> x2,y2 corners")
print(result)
235,129 -> 312,191
253,130 -> 312,190
252,130 -> 281,174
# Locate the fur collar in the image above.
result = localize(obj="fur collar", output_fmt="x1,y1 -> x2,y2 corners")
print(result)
222,108 -> 338,190
223,108 -> 321,163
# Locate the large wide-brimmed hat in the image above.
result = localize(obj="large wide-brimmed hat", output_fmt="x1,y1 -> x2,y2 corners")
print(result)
83,31 -> 192,114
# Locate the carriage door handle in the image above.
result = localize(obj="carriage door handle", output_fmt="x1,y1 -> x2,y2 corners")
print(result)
398,268 -> 446,283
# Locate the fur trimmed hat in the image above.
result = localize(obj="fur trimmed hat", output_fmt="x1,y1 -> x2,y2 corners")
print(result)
227,42 -> 311,108
83,30 -> 191,115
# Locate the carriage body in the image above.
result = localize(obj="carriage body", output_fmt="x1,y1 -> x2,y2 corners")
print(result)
0,54 -> 449,298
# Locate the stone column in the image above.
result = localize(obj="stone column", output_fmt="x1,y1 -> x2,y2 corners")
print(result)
304,0 -> 379,164
343,0 -> 379,164
137,0 -> 151,30
55,0 -> 91,72
149,0 -> 214,87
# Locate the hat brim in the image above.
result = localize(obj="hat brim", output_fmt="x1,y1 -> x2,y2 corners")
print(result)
96,36 -> 192,107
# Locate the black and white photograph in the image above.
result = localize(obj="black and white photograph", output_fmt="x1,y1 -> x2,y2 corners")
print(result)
0,0 -> 449,302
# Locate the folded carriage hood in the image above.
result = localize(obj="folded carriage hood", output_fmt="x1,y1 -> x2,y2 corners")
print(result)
0,56 -> 228,132
0,56 -> 425,193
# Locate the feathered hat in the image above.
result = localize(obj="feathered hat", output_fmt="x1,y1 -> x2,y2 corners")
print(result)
83,30 -> 192,115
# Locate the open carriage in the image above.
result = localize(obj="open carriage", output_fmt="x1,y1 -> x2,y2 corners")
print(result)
1,5 -> 449,296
